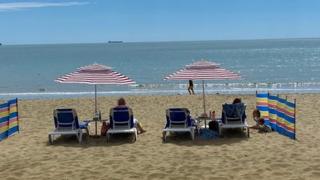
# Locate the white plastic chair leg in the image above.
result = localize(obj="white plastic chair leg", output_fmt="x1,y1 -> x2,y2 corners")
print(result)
190,129 -> 195,140
106,133 -> 110,143
48,134 -> 53,144
76,134 -> 80,143
79,131 -> 82,143
218,126 -> 223,137
162,131 -> 166,142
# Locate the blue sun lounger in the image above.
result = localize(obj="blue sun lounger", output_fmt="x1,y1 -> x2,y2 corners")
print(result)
162,108 -> 195,142
219,103 -> 249,137
48,108 -> 88,144
107,107 -> 138,142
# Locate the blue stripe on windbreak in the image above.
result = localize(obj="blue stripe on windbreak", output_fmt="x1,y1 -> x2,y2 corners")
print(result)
268,95 -> 279,101
257,106 -> 268,112
0,131 -> 8,141
285,100 -> 295,108
269,108 -> 277,115
270,123 -> 277,131
0,102 -> 8,109
278,97 -> 286,104
277,126 -> 295,139
256,93 -> 268,98
9,112 -> 18,118
264,119 -> 271,126
277,111 -> 295,123
8,98 -> 17,105
8,126 -> 19,136
0,117 -> 8,123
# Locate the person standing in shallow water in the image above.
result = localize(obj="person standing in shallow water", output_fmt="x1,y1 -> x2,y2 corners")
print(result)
188,80 -> 195,95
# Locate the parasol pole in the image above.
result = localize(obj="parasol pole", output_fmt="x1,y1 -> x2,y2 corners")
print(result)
202,80 -> 206,115
94,84 -> 98,113
94,84 -> 98,136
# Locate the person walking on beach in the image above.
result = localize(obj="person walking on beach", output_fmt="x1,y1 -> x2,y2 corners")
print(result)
188,80 -> 195,95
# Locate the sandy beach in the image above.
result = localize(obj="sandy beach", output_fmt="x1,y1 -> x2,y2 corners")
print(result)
0,93 -> 319,180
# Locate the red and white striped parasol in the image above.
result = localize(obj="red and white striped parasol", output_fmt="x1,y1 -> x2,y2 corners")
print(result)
56,63 -> 135,85
165,60 -> 240,80
56,63 -> 135,111
56,63 -> 135,136
165,60 -> 241,115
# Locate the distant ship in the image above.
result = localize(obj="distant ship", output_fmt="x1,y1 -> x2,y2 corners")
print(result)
0,43 -> 2,46
108,41 -> 123,43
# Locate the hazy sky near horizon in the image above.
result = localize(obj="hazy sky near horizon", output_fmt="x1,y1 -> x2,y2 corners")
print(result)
1,0 -> 320,44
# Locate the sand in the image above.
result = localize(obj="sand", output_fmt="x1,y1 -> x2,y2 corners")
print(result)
0,94 -> 319,180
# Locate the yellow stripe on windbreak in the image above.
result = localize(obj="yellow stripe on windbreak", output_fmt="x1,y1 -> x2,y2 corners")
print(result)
284,105 -> 294,114
260,111 -> 269,116
0,112 -> 9,118
0,126 -> 9,133
277,102 -> 285,109
269,113 -> 277,119
277,117 -> 294,129
269,99 -> 277,105
9,106 -> 17,113
256,98 -> 268,103
9,121 -> 18,128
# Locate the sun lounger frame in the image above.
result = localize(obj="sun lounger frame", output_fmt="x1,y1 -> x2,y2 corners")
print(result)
218,103 -> 250,137
163,108 -> 195,142
48,109 -> 88,144
107,107 -> 137,142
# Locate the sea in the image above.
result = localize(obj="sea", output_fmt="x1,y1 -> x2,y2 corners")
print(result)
1,38 -> 320,99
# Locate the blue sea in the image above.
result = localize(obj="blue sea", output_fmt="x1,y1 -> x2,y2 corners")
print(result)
1,38 -> 320,99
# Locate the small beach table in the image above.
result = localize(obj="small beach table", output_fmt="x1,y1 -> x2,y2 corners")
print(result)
196,116 -> 211,129
84,112 -> 106,137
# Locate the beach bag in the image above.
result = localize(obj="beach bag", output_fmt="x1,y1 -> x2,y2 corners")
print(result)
208,120 -> 219,132
101,122 -> 109,136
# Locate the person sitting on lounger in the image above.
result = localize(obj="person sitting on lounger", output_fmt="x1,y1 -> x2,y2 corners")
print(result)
232,98 -> 247,121
113,97 -> 146,134
232,98 -> 242,104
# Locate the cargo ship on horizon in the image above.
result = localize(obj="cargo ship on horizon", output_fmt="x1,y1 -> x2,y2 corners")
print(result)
108,41 -> 123,43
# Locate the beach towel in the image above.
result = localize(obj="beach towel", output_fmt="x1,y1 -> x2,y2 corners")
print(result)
199,128 -> 219,140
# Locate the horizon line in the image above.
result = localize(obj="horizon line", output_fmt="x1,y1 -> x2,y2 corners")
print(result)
2,36 -> 320,46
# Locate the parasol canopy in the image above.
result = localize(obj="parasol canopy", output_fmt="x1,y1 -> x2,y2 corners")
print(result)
165,60 -> 241,115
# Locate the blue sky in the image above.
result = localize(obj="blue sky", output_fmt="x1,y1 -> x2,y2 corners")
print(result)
0,0 -> 320,44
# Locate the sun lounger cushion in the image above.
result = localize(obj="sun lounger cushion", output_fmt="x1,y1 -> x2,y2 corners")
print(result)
54,108 -> 79,129
109,107 -> 134,129
165,108 -> 192,128
221,103 -> 246,123
49,108 -> 88,144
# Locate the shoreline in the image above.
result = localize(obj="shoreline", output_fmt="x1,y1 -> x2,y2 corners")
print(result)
2,81 -> 320,100
1,89 -> 320,100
